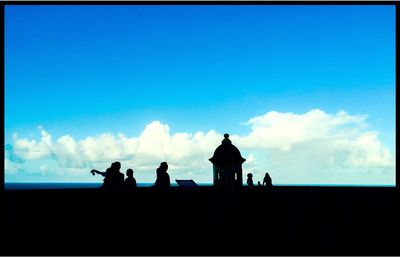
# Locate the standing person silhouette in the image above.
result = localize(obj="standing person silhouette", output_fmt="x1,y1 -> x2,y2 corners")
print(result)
124,168 -> 137,190
154,162 -> 170,189
262,172 -> 273,188
247,173 -> 254,188
91,161 -> 124,190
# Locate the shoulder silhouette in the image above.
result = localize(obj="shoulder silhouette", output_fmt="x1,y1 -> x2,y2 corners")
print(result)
262,172 -> 273,188
154,162 -> 170,189
247,173 -> 254,188
124,168 -> 137,191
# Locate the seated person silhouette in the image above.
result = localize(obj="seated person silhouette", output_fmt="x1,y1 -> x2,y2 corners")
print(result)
91,161 -> 125,190
262,172 -> 273,188
124,168 -> 137,190
247,173 -> 254,188
154,162 -> 170,189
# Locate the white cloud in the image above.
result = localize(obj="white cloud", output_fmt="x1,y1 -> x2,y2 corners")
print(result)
11,127 -> 52,160
4,109 -> 395,184
236,109 -> 367,150
235,109 -> 392,171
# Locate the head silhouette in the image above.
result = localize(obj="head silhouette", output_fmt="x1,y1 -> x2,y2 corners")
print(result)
247,173 -> 253,178
160,162 -> 168,171
126,169 -> 133,177
112,161 -> 121,170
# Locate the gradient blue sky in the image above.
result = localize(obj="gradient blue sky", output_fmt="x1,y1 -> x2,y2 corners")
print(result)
5,5 -> 396,184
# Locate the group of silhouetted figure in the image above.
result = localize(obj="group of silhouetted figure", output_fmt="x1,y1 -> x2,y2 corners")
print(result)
90,161 -> 170,191
90,162 -> 272,190
246,172 -> 273,189
91,160 -> 273,191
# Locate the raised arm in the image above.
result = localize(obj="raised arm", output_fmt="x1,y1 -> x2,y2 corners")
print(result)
91,169 -> 106,176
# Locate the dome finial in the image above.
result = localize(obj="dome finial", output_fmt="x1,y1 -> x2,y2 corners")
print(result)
224,133 -> 229,139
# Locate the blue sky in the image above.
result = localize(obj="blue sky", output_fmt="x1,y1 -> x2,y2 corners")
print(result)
5,5 -> 396,185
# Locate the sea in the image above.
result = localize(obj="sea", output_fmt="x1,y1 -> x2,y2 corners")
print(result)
4,182 -> 394,190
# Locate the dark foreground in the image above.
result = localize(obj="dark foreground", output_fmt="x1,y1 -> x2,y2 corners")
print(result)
3,186 -> 399,255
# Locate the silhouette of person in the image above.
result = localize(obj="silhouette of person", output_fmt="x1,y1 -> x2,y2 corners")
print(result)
154,162 -> 170,189
262,172 -> 273,188
246,173 -> 254,188
91,161 -> 124,190
124,168 -> 137,190
257,181 -> 262,187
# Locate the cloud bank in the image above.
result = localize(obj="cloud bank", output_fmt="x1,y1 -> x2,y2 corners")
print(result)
5,109 -> 395,184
